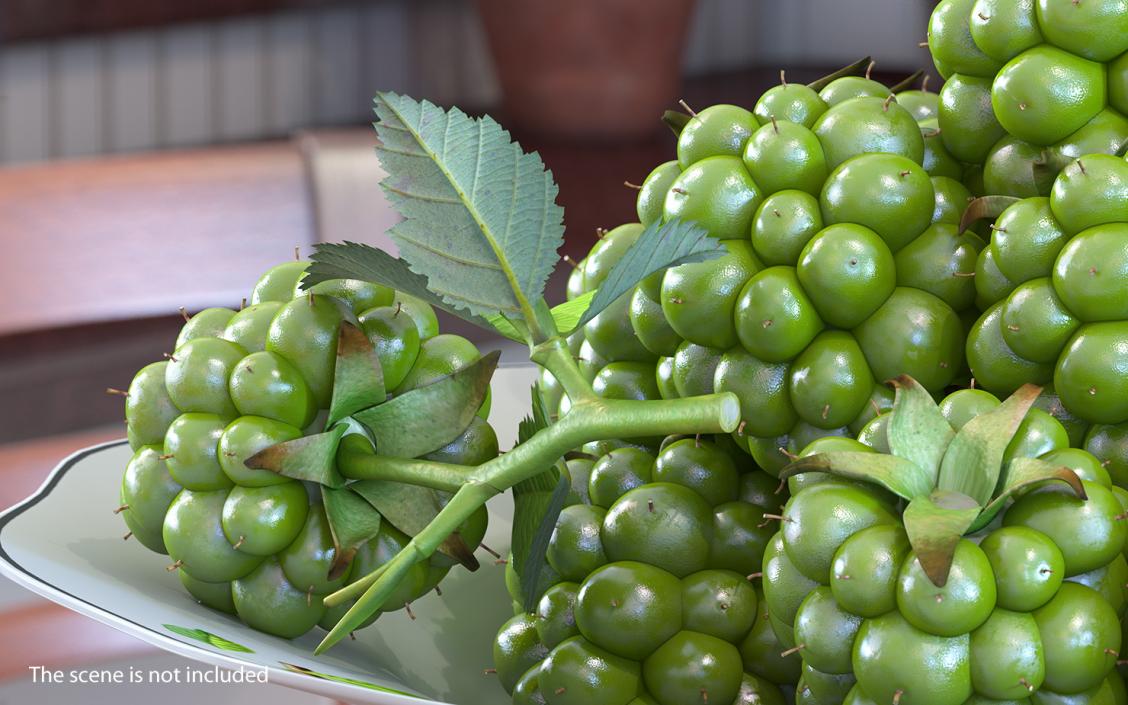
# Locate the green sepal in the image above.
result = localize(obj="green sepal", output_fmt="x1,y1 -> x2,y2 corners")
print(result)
516,467 -> 570,611
574,218 -> 725,330
937,384 -> 1041,506
958,195 -> 1022,234
353,350 -> 499,458
780,451 -> 933,500
243,424 -> 348,488
807,56 -> 873,91
886,375 -> 954,490
662,109 -> 691,136
326,322 -> 386,428
322,486 -> 384,580
903,490 -> 982,587
349,479 -> 479,571
971,457 -> 1087,532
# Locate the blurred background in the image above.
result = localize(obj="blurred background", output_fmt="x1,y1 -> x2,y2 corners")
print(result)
0,0 -> 936,701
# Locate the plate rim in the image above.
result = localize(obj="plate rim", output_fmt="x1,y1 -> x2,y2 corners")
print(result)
0,439 -> 445,705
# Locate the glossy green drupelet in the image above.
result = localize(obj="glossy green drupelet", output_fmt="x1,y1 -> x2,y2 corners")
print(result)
494,435 -> 799,705
119,260 -> 494,639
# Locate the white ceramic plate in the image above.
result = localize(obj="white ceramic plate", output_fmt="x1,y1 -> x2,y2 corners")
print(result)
0,365 -> 539,705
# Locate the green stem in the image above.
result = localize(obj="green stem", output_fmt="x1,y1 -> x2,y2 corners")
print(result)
337,446 -> 475,493
317,390 -> 740,653
531,336 -> 595,403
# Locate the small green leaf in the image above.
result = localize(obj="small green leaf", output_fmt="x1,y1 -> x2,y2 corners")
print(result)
959,196 -> 1022,234
517,469 -> 571,611
903,491 -> 982,587
327,322 -> 385,428
780,451 -> 933,500
373,92 -> 565,318
549,291 -> 597,335
575,218 -> 725,330
353,350 -> 499,458
485,313 -> 529,343
163,625 -> 254,653
662,109 -> 692,136
323,486 -> 384,579
972,457 -> 1087,531
937,384 -> 1041,506
243,425 -> 347,488
349,479 -> 479,570
807,56 -> 873,91
886,375 -> 954,490
304,242 -> 499,332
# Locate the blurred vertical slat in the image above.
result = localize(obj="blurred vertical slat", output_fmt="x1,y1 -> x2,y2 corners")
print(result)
410,0 -> 461,106
106,31 -> 158,153
456,2 -> 499,110
216,18 -> 265,141
264,11 -> 312,134
161,23 -> 214,147
55,37 -> 106,158
0,45 -> 51,163
360,2 -> 411,98
311,6 -> 362,124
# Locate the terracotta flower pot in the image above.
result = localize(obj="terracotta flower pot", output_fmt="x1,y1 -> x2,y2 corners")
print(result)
476,0 -> 698,141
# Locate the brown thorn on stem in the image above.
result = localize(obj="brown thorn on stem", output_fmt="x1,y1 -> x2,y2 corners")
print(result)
596,227 -> 607,238
970,378 -> 977,389
1113,512 -> 1128,521
113,504 -> 130,514
1089,266 -> 1098,276
899,170 -> 911,178
918,41 -> 928,47
774,478 -> 787,495
737,420 -> 747,436
773,208 -> 782,217
883,94 -> 895,112
780,70 -> 787,86
179,306 -> 191,322
1077,159 -> 1087,175
1106,648 -> 1119,657
893,690 -> 904,705
233,536 -> 246,551
483,668 -> 497,675
1018,102 -> 1027,111
610,599 -> 620,608
770,115 -> 779,134
838,574 -> 852,580
989,224 -> 1007,232
1007,324 -> 1020,332
870,398 -> 882,416
122,531 -> 133,541
952,271 -> 976,278
166,560 -> 183,572
821,404 -> 830,421
678,99 -> 697,117
555,687 -> 567,696
307,587 -> 313,607
1019,678 -> 1034,692
779,644 -> 805,658
158,453 -> 174,460
561,255 -> 579,270
935,594 -> 944,603
479,543 -> 501,560
865,60 -> 875,80
669,297 -> 684,304
349,632 -> 356,641
106,387 -> 129,397
308,291 -> 315,306
746,572 -> 763,581
393,301 -> 403,317
762,513 -> 792,523
494,558 -> 508,566
294,246 -> 301,260
762,319 -> 774,328
778,447 -> 799,461
695,433 -> 701,448
240,297 -> 247,311
434,586 -> 442,596
648,499 -> 655,513
624,180 -> 643,190
671,187 -> 688,195
162,352 -> 178,362
978,11 -> 989,20
224,451 -> 237,457
1102,459 -> 1112,467
701,687 -> 709,704
404,602 -> 416,620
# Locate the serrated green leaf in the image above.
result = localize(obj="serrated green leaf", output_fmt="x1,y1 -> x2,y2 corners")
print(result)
807,56 -> 873,91
549,291 -> 597,335
937,384 -> 1041,506
304,242 -> 499,332
780,451 -> 932,500
323,486 -> 384,580
349,479 -> 479,570
903,491 -> 982,587
243,425 -> 347,488
327,322 -> 385,428
373,91 -> 565,319
516,469 -> 571,611
972,457 -> 1087,532
575,218 -> 725,330
353,350 -> 499,458
959,196 -> 1022,234
886,375 -> 954,492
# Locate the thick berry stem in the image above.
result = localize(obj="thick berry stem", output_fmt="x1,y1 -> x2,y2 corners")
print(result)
315,335 -> 740,653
